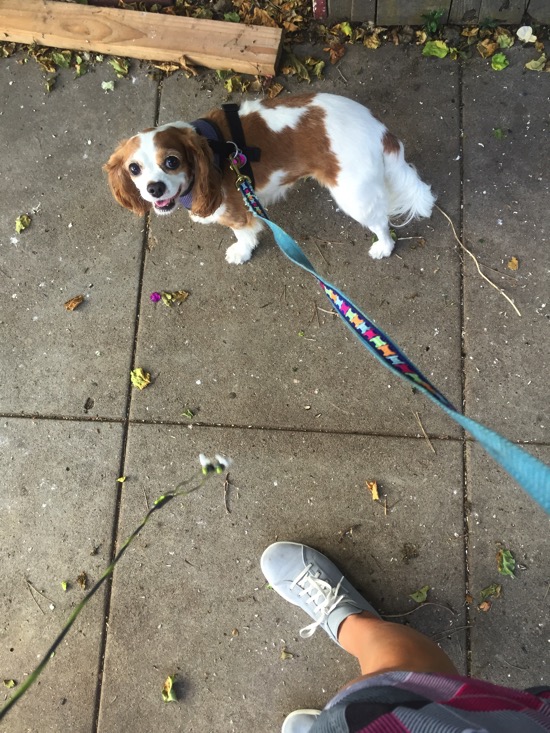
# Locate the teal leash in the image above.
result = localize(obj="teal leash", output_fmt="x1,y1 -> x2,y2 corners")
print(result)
229,157 -> 550,513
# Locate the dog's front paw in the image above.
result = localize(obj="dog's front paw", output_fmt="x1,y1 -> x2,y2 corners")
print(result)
225,242 -> 253,265
369,240 -> 394,260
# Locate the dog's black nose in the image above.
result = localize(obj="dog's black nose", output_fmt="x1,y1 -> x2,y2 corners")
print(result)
147,181 -> 167,198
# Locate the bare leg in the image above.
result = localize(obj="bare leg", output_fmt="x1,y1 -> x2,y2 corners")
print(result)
338,611 -> 458,679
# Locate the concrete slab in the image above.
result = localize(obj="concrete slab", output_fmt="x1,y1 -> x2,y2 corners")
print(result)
0,55 -> 157,420
0,418 -> 122,732
462,47 -> 550,443
467,442 -> 550,689
97,424 -> 466,732
129,46 -> 464,439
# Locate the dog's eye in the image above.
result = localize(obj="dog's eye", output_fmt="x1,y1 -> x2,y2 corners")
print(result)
129,163 -> 141,176
165,156 -> 180,170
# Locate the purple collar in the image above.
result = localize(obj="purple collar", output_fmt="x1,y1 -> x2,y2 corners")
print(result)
179,118 -> 223,210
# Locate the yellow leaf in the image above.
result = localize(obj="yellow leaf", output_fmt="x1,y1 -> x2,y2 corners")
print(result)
162,674 -> 177,702
366,480 -> 380,501
130,368 -> 151,390
507,256 -> 519,271
477,38 -> 497,59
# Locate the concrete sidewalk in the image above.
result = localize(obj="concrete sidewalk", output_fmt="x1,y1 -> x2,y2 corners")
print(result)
1,39 -> 548,733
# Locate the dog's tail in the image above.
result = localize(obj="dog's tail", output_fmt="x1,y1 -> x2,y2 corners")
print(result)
382,132 -> 436,226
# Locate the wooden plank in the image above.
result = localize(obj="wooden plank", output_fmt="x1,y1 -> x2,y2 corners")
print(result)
328,0 -> 353,19
449,0 -> 482,23
478,0 -> 526,23
351,0 -> 376,22
0,0 -> 282,76
526,0 -> 550,23
376,0 -> 451,25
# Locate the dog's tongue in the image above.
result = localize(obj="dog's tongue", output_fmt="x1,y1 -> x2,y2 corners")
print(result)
155,197 -> 173,208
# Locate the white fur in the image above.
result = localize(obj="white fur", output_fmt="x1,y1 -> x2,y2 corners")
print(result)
226,219 -> 265,264
239,100 -> 308,133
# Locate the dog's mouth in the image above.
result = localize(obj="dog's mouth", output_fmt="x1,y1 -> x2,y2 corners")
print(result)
152,186 -> 182,215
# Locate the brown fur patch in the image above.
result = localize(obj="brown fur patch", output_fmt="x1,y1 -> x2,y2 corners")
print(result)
104,136 -> 150,216
382,130 -> 401,155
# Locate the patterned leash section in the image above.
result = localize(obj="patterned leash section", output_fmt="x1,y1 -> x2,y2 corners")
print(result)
234,174 -> 550,514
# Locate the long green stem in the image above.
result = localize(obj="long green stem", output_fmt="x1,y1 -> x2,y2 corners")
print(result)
0,471 -> 210,721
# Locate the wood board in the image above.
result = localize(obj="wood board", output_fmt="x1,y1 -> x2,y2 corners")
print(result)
0,0 -> 282,76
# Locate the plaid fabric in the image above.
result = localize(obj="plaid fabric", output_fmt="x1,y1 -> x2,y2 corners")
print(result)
310,671 -> 550,732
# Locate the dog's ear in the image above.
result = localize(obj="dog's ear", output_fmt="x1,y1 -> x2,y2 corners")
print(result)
103,141 -> 151,216
171,128 -> 223,218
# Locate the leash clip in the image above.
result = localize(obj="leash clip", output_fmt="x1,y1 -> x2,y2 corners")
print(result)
228,146 -> 251,187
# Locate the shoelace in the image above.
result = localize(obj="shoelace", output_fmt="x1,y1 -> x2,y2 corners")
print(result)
290,564 -> 345,638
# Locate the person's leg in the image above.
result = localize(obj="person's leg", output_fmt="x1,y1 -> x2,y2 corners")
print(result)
337,610 -> 457,677
262,541 -> 458,732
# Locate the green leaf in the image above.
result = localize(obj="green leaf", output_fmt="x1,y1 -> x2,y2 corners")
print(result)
491,52 -> 509,71
224,12 -> 240,22
497,548 -> 515,577
3,679 -> 16,689
61,581 -> 68,592
109,58 -> 129,77
162,674 -> 177,702
480,582 -> 502,600
492,127 -> 507,139
409,584 -> 430,603
101,81 -> 115,92
52,50 -> 72,68
15,214 -> 31,233
422,40 -> 449,59
182,409 -> 195,419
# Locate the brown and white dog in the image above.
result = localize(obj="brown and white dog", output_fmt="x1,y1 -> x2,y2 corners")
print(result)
104,92 -> 435,264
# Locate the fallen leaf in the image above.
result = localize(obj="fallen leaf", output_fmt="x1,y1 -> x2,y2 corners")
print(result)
162,674 -> 177,702
117,476 -> 126,483
422,40 -> 449,58
15,214 -> 31,233
497,548 -> 515,578
410,585 -> 430,603
64,295 -> 84,311
231,628 -> 239,637
525,54 -> 548,72
3,679 -> 16,689
61,581 -> 69,592
480,583 -> 502,601
492,127 -> 507,139
324,42 -> 346,65
364,32 -> 382,50
161,290 -> 189,307
101,81 -> 115,92
491,53 -> 509,71
507,256 -> 519,271
266,82 -> 284,99
465,592 -> 474,604
224,11 -> 240,22
280,647 -> 294,660
477,38 -> 498,59
495,27 -> 514,49
280,50 -> 310,82
52,50 -> 72,68
77,571 -> 88,590
152,62 -> 181,74
366,480 -> 380,501
182,409 -> 195,419
332,21 -> 353,38
130,368 -> 151,390
109,57 -> 129,77
478,600 -> 492,612
461,27 -> 479,38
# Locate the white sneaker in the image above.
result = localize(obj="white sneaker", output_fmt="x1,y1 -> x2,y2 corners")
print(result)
281,709 -> 322,733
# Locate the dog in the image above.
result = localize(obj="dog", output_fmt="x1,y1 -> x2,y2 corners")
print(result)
104,92 -> 435,264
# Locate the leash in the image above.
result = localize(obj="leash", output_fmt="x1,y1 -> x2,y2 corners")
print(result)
228,153 -> 550,514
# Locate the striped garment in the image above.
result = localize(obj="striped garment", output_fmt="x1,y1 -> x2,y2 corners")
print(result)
310,671 -> 550,732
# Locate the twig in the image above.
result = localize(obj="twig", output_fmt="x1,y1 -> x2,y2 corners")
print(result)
543,583 -> 550,601
224,472 -> 231,514
316,307 -> 337,316
499,656 -> 528,671
336,64 -> 348,84
381,601 -> 457,619
431,623 -> 473,641
282,284 -> 287,305
436,204 -> 521,317
314,241 -> 330,267
142,485 -> 149,511
1,466 -> 218,722
384,496 -> 388,516
24,579 -> 45,615
413,411 -> 436,454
